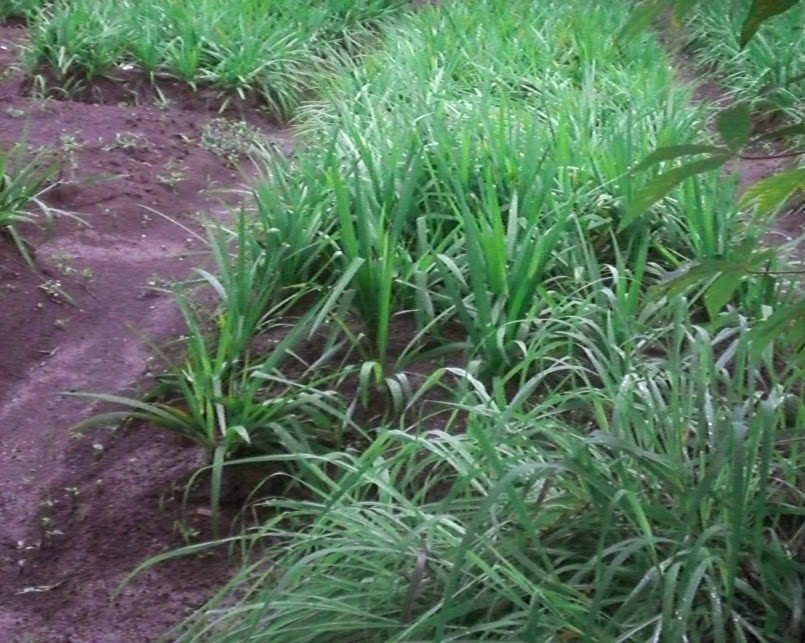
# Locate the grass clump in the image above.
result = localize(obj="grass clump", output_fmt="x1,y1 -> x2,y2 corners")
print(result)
257,0 -> 746,375
20,0 -> 410,119
0,0 -> 45,21
178,340 -> 805,641
0,133 -> 62,262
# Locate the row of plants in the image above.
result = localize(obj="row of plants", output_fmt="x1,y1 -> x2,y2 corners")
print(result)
2,2 -> 53,251
79,0 -> 805,641
680,0 -> 805,121
0,0 -> 414,258
5,0 -> 411,119
620,0 -> 805,368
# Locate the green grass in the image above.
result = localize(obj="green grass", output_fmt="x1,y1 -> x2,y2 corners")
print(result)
0,133 -> 62,262
680,0 -> 805,122
0,0 -> 45,20
174,340 -> 804,641
61,0 -> 805,640
18,0 -> 410,119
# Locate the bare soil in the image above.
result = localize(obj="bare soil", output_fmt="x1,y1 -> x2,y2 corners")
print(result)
0,24 -> 292,641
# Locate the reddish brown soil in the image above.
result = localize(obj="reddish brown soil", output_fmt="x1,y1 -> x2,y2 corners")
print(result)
0,25 -> 292,641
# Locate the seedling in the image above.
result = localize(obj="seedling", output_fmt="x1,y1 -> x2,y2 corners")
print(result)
102,131 -> 147,152
157,159 -> 186,188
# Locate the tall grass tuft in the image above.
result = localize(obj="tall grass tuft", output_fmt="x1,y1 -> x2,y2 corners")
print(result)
0,132 -> 63,262
21,0 -> 411,119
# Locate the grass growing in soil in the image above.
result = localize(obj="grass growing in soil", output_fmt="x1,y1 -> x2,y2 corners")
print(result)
63,0 -> 805,640
0,133 -> 61,261
681,0 -> 805,121
0,0 -> 44,21
16,0 -> 411,119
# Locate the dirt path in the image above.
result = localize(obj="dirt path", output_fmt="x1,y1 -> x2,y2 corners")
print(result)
0,25 -> 292,641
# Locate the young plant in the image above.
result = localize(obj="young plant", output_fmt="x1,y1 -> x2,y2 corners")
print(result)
20,0 -> 412,119
0,132 -> 61,262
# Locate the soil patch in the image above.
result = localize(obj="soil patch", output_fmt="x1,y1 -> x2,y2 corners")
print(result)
0,24 -> 291,641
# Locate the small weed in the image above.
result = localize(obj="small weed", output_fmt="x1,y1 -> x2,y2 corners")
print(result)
58,133 -> 82,153
174,519 -> 200,542
144,274 -> 172,292
102,131 -> 147,152
51,253 -> 95,282
157,159 -> 186,189
199,118 -> 270,166
39,279 -> 62,298
39,133 -> 83,180
38,279 -> 75,305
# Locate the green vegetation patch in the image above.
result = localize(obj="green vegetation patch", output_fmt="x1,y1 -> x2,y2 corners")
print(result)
0,133 -> 62,262
0,0 -> 46,21
69,0 -> 805,641
18,0 -> 410,119
682,0 -> 805,121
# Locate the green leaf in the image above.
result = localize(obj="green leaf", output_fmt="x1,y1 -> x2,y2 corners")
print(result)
632,144 -> 730,172
623,155 -> 729,227
745,300 -> 805,358
740,0 -> 800,48
739,168 -> 805,216
619,0 -> 670,41
209,445 -> 226,538
704,272 -> 742,318
649,262 -> 722,300
229,425 -> 251,446
716,104 -> 752,151
649,258 -> 755,304
787,317 -> 805,354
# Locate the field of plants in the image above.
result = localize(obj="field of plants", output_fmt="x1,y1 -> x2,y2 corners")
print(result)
682,2 -> 805,121
1,0 -> 804,641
